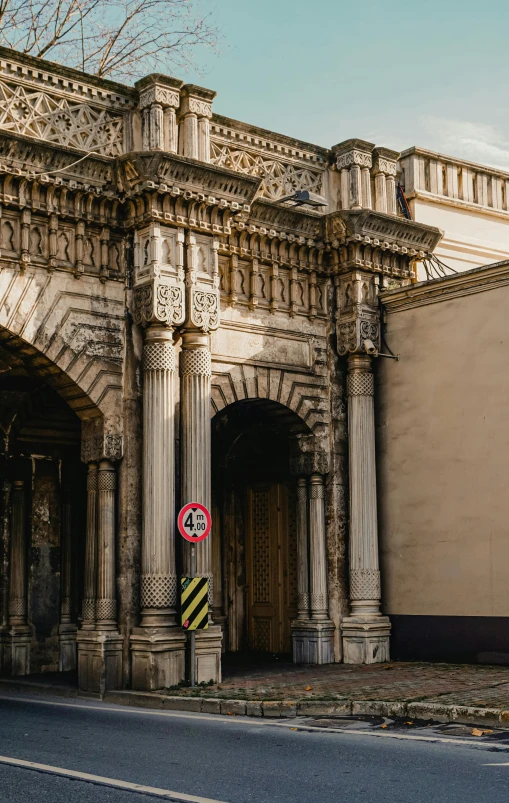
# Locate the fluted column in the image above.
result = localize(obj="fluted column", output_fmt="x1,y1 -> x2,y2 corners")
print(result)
141,326 -> 177,628
82,462 -> 97,629
346,354 -> 381,617
8,481 -> 26,627
96,460 -> 117,630
180,331 -> 212,594
296,477 -> 310,620
60,483 -> 72,625
309,474 -> 329,620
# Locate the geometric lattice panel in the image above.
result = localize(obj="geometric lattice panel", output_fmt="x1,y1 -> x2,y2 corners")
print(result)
252,488 -> 271,604
0,80 -> 124,156
210,140 -> 323,202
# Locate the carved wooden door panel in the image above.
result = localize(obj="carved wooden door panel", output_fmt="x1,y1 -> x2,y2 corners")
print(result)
245,483 -> 296,653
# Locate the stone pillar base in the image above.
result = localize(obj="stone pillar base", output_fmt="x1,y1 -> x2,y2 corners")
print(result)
192,625 -> 222,684
77,630 -> 123,696
59,624 -> 77,672
342,616 -> 391,664
130,628 -> 186,691
292,619 -> 335,664
1,626 -> 31,676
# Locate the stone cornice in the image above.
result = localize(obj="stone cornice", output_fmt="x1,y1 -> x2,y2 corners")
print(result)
328,209 -> 443,253
0,131 -> 115,189
116,151 -> 260,208
246,200 -> 323,241
211,114 -> 329,166
0,45 -> 135,108
380,259 -> 509,312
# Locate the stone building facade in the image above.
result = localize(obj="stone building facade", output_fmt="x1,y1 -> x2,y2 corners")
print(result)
4,45 -> 498,694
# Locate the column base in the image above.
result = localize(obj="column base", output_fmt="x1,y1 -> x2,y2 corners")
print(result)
59,624 -> 77,672
77,629 -> 123,696
292,619 -> 335,664
130,628 -> 186,691
192,625 -> 222,684
342,616 -> 391,664
0,626 -> 31,676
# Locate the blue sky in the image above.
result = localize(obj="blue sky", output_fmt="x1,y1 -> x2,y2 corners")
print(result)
182,0 -> 509,169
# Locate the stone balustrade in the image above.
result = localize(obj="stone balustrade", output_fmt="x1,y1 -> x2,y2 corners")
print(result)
400,147 -> 509,215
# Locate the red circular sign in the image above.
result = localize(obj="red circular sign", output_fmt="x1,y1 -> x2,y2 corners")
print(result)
177,503 -> 211,543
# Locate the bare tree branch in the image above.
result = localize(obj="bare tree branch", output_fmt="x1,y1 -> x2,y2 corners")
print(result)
0,0 -> 219,81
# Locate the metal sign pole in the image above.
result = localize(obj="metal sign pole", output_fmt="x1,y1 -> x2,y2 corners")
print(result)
190,544 -> 196,688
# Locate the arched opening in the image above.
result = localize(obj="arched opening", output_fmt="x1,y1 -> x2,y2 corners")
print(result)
211,400 -> 310,658
0,336 -> 87,679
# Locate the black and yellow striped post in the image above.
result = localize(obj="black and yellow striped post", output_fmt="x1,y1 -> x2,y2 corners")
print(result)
181,577 -> 209,632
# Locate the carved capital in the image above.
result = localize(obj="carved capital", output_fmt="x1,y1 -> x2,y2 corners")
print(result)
337,318 -> 380,356
190,287 -> 220,333
139,86 -> 180,110
336,149 -> 373,170
133,279 -> 185,328
81,434 -> 123,463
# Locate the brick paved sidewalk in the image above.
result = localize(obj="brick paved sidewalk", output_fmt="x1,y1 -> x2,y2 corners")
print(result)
163,659 -> 509,709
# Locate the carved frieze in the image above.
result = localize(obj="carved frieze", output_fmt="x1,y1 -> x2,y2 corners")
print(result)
139,87 -> 180,110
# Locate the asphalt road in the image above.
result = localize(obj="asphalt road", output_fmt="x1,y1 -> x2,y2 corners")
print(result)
1,693 -> 509,802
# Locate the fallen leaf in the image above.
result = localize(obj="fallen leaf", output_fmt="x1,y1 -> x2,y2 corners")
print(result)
305,686 -> 312,691
380,724 -> 387,729
290,727 -> 298,731
472,728 -> 492,736
405,721 -> 414,725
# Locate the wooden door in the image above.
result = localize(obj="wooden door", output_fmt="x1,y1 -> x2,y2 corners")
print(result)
245,482 -> 297,653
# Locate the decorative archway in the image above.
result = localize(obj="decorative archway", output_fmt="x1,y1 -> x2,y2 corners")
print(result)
211,396 -> 333,663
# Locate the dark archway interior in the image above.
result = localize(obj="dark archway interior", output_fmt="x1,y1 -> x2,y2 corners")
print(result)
212,401 -> 305,658
0,342 -> 86,675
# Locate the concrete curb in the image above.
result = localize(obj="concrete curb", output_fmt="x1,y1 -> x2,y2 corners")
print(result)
103,690 -> 509,727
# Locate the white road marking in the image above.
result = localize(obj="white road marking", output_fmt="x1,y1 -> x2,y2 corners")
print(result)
483,762 -> 509,766
0,754 -> 228,802
0,693 -> 507,750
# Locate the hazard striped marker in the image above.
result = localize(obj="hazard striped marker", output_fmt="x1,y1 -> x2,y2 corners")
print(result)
181,577 -> 208,631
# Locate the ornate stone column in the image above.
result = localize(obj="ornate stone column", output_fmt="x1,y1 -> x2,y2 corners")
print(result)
291,455 -> 334,665
179,230 -> 222,683
130,225 -> 187,691
136,75 -> 183,153
373,148 -> 399,216
6,480 -> 30,675
59,479 -> 77,671
309,474 -> 329,621
333,140 -> 375,211
81,462 -> 98,630
342,354 -> 390,664
96,460 -> 117,630
77,434 -> 123,695
178,85 -> 216,162
131,323 -> 186,691
296,477 -> 309,621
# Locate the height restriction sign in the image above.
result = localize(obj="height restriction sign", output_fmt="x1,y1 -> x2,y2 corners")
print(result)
177,502 -> 211,543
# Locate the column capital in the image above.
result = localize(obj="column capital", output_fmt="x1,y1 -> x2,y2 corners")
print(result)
372,147 -> 399,176
136,75 -> 183,111
81,434 -> 123,464
179,84 -> 216,119
332,139 -> 375,170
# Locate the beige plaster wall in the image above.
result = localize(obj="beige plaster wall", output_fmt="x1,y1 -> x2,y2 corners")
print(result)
377,282 -> 509,616
412,198 -> 509,276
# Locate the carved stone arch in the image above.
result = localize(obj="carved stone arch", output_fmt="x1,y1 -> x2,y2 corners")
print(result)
0,266 -> 125,448
210,363 -> 330,452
